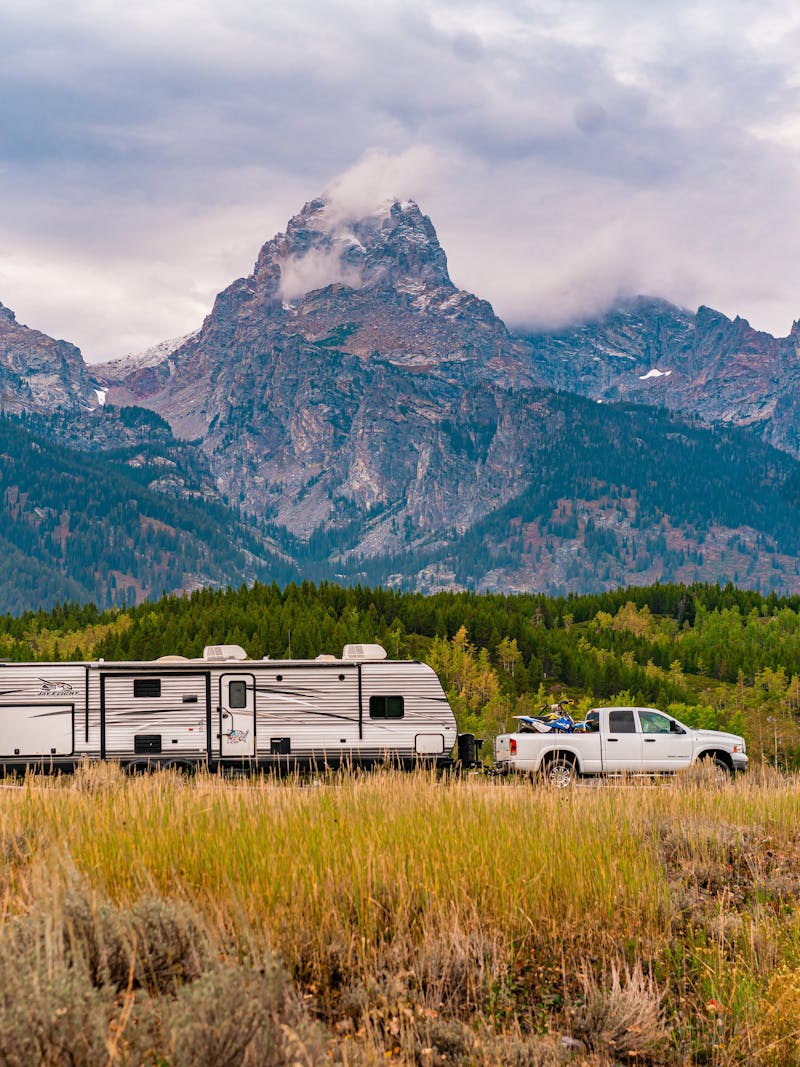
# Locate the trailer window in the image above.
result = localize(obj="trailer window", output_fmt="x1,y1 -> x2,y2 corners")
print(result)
228,681 -> 247,709
608,709 -> 636,733
134,679 -> 161,698
369,696 -> 404,719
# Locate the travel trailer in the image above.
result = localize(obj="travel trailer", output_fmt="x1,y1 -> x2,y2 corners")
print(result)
0,643 -> 462,774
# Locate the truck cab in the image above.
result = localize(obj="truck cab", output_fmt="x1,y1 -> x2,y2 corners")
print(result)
494,706 -> 747,784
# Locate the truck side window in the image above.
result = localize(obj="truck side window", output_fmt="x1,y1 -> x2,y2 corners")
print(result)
609,709 -> 636,733
639,711 -> 670,734
369,696 -> 404,719
229,681 -> 247,709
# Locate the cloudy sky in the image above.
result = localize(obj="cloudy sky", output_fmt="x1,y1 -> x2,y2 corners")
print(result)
1,0 -> 799,362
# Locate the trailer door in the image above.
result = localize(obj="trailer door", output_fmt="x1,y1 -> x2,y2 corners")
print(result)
219,674 -> 255,758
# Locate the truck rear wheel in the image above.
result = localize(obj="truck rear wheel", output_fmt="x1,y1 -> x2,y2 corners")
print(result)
541,756 -> 576,788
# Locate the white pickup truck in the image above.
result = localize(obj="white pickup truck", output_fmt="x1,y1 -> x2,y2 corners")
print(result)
493,706 -> 748,785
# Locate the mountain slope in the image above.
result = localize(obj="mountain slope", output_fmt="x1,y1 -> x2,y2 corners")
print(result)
0,415 -> 295,612
523,296 -> 800,458
4,197 -> 800,601
0,302 -> 97,413
347,393 -> 800,595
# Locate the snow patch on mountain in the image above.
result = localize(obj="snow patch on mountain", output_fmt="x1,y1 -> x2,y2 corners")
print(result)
639,368 -> 673,380
98,331 -> 200,379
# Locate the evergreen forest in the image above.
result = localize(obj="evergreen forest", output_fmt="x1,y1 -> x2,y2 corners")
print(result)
0,415 -> 293,611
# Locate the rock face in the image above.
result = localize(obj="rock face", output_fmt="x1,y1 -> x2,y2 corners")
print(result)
7,197 -> 800,599
525,296 -> 800,458
92,198 -> 800,595
101,198 -> 540,552
0,302 -> 97,413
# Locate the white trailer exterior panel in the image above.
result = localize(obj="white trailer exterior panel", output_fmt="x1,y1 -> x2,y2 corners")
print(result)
250,666 -> 360,759
102,672 -> 208,758
360,661 -> 457,758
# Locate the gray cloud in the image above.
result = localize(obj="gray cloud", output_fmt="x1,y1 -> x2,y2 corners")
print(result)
0,0 -> 799,359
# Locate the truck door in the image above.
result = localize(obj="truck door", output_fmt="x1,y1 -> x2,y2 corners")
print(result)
638,709 -> 694,771
601,708 -> 642,771
219,674 -> 255,758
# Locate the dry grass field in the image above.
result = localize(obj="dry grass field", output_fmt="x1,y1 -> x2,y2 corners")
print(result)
1,765 -> 799,1065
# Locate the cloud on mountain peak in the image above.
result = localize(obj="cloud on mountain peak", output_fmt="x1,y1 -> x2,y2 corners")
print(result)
278,245 -> 363,302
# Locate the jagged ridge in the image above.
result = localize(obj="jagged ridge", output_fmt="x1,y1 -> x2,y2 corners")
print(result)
3,195 -> 800,601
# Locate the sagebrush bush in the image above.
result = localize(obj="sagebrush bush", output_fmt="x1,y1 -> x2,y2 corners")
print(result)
128,895 -> 209,993
574,962 -> 669,1065
157,960 -> 325,1067
0,959 -> 111,1066
0,884 -> 325,1067
57,887 -> 210,993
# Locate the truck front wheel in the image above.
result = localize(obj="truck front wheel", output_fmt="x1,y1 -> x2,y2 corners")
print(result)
700,754 -> 732,779
541,756 -> 577,788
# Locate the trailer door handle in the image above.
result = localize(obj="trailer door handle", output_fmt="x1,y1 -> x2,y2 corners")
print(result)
607,737 -> 618,742
644,738 -> 656,743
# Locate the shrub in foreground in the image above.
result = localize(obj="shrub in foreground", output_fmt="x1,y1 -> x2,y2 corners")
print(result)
0,888 -> 326,1067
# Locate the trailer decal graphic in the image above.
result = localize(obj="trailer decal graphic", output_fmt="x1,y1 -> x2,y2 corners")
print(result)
223,728 -> 249,744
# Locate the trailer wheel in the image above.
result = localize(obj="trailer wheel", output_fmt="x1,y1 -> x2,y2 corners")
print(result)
541,756 -> 576,788
122,760 -> 151,776
162,761 -> 196,777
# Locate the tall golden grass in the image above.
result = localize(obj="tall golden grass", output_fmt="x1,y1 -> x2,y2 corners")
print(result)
2,765 -> 800,1064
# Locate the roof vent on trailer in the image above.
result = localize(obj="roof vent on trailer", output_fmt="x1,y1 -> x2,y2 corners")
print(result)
342,643 -> 388,661
203,644 -> 248,662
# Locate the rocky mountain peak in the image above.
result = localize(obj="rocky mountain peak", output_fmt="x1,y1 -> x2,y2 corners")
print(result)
694,305 -> 730,331
250,196 -> 451,307
0,300 -> 95,413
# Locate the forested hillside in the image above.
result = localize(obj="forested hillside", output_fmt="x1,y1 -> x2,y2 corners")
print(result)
0,415 -> 295,611
3,580 -> 800,765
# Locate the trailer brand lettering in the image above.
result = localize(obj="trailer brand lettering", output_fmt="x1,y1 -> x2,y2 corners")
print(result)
36,680 -> 76,698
